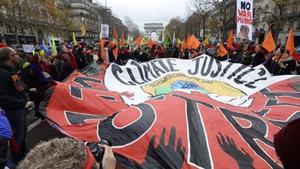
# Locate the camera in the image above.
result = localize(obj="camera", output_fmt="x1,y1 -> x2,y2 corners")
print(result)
87,140 -> 111,169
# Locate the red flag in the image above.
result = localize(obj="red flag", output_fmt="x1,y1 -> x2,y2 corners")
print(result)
218,43 -> 228,57
262,31 -> 276,53
227,30 -> 234,46
286,28 -> 295,57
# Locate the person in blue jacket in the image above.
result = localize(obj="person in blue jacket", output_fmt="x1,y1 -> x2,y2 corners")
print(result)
0,107 -> 13,169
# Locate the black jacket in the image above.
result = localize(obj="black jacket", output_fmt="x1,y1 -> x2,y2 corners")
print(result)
252,51 -> 266,67
0,63 -> 27,112
279,60 -> 296,75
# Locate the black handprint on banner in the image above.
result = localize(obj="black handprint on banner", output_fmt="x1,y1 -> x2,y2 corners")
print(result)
217,133 -> 254,169
141,127 -> 186,169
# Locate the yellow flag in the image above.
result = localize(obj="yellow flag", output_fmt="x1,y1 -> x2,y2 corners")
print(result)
203,35 -> 211,46
177,39 -> 184,45
80,24 -> 86,36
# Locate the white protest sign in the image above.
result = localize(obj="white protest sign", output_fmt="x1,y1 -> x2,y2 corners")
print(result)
22,44 -> 34,53
101,24 -> 109,38
236,0 -> 253,41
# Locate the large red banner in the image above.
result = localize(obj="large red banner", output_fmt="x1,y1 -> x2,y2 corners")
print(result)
43,62 -> 300,169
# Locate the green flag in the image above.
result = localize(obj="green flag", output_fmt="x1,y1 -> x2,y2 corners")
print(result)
162,31 -> 172,47
72,32 -> 77,45
51,35 -> 57,56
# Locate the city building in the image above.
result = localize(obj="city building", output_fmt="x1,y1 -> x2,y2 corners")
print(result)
0,0 -> 70,44
0,0 -> 128,45
209,0 -> 236,41
144,23 -> 164,41
68,0 -> 102,43
254,0 -> 300,46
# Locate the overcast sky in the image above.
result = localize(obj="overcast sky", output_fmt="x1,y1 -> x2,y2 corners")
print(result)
95,0 -> 191,30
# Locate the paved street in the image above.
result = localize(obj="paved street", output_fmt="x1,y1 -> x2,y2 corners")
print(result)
26,120 -> 64,150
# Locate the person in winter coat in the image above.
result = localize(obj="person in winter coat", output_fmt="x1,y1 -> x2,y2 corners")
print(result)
20,55 -> 52,117
251,45 -> 266,67
0,47 -> 33,165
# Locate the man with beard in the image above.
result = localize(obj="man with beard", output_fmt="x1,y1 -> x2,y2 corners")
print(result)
0,47 -> 34,165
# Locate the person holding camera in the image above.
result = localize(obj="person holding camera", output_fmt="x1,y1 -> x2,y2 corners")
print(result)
17,138 -> 116,169
0,47 -> 34,165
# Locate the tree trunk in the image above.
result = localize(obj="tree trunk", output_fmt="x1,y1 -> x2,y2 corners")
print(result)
12,5 -> 20,44
272,22 -> 282,43
223,9 -> 227,41
202,18 -> 206,40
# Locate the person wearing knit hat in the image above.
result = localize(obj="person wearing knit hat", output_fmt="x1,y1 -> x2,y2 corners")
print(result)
274,118 -> 300,169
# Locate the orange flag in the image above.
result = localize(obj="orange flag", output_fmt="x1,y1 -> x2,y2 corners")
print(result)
113,26 -> 118,43
187,33 -> 190,40
218,43 -> 228,57
120,32 -> 125,48
227,30 -> 234,46
99,39 -> 106,62
110,42 -> 118,60
135,37 -> 142,45
184,34 -> 191,49
112,48 -> 118,60
187,35 -> 201,49
286,28 -> 295,57
262,31 -> 276,53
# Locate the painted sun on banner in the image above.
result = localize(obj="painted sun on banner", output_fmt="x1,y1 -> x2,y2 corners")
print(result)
236,0 -> 253,41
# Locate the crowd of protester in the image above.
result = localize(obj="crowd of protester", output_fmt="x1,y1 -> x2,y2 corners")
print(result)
98,40 -> 299,75
0,42 -> 97,169
0,37 -> 299,169
112,41 -> 299,75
